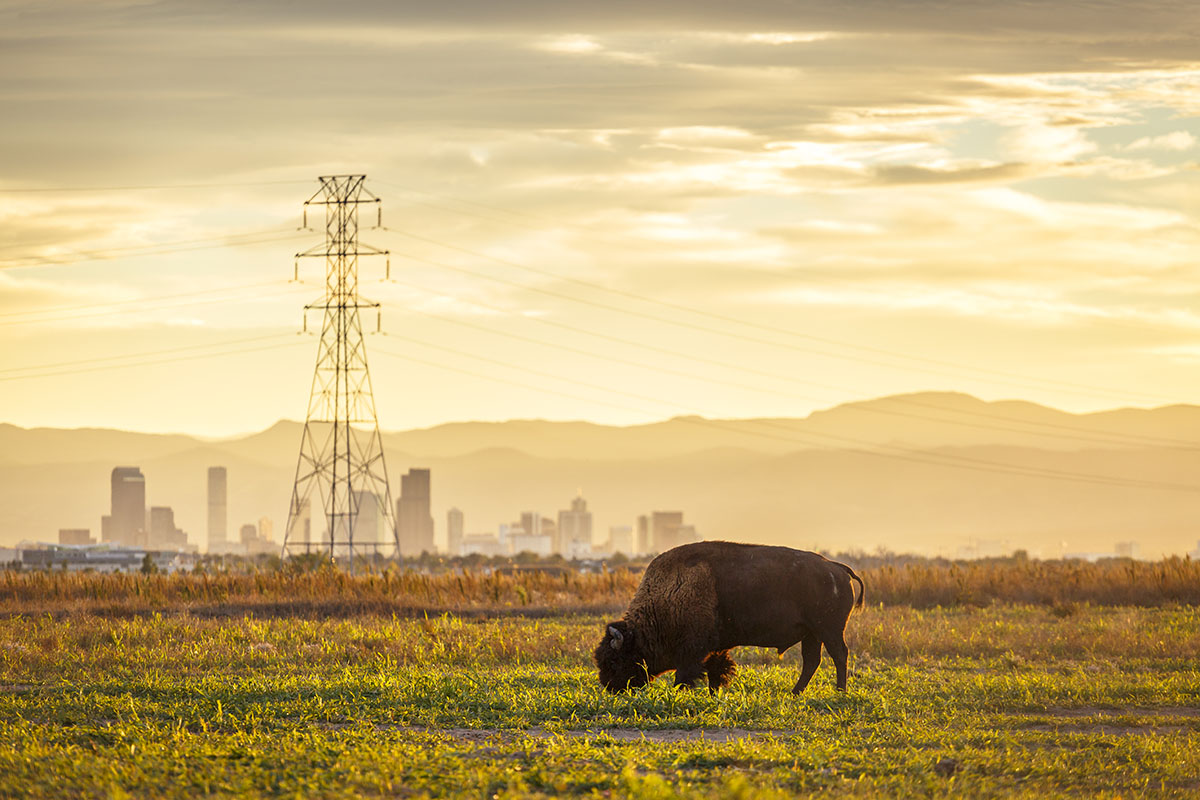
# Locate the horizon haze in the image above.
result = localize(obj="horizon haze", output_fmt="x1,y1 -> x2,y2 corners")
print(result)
3,391 -> 1199,559
2,1 -> 1199,560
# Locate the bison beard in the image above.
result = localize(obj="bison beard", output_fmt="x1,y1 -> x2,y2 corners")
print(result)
594,541 -> 864,694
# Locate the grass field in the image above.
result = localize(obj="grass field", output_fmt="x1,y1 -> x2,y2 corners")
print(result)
2,602 -> 1198,798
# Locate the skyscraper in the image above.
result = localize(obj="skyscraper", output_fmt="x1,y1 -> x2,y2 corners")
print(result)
286,498 -> 312,549
648,511 -> 697,552
207,467 -> 227,554
102,467 -> 145,546
149,506 -> 187,550
352,491 -> 381,544
396,468 -> 434,556
607,525 -> 634,556
557,495 -> 593,559
446,507 -> 464,557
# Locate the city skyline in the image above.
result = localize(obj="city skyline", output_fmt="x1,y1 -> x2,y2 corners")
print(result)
1,2 -> 1198,436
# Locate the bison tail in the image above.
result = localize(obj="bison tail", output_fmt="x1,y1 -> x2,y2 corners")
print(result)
838,563 -> 866,611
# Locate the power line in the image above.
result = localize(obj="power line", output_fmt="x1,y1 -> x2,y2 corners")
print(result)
0,225 -> 295,258
0,283 -> 309,329
0,229 -> 306,271
386,279 -> 1200,451
0,279 -> 287,320
0,333 -> 294,376
0,336 -> 306,383
371,335 -> 1200,494
0,179 -> 311,194
377,225 -> 1182,405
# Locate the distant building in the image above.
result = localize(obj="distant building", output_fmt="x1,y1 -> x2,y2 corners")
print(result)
239,521 -> 275,556
520,512 -> 542,547
102,467 -> 145,546
287,497 -> 313,548
1115,541 -> 1140,559
510,530 -> 552,557
557,495 -> 594,559
650,511 -> 696,552
1190,541 -> 1200,561
397,468 -> 434,555
462,532 -> 506,557
353,491 -> 381,544
148,506 -> 188,550
58,529 -> 93,546
447,507 -> 464,557
607,525 -> 634,557
636,515 -> 650,555
17,543 -> 189,573
955,539 -> 1010,560
207,467 -> 227,553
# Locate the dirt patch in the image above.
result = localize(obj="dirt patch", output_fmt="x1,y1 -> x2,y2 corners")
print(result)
1022,722 -> 1191,736
1041,706 -> 1200,719
1013,706 -> 1200,736
394,726 -> 786,743
0,684 -> 35,694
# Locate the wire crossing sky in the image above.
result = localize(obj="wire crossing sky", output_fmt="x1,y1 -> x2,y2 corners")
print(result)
1,0 -> 1199,435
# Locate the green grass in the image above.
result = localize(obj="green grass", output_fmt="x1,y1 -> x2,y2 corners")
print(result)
2,608 -> 1199,798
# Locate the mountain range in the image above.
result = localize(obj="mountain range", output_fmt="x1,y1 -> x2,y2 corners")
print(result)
3,392 -> 1199,558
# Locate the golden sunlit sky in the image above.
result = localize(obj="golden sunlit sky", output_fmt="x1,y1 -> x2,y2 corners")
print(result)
2,0 -> 1199,436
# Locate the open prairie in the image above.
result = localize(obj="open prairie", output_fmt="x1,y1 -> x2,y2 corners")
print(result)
2,567 -> 1198,798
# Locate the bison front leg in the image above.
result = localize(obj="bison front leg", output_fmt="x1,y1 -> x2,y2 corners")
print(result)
791,632 -> 822,694
673,660 -> 707,689
704,650 -> 736,694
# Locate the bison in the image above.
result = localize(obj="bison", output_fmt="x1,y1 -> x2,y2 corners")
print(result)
594,541 -> 864,694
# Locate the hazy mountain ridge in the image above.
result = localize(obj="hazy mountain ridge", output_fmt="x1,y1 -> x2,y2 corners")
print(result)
3,393 -> 1199,557
5,392 -> 1199,467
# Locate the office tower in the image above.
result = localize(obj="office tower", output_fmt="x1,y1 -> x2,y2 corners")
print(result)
608,525 -> 633,556
352,491 -> 382,544
446,507 -> 464,557
149,506 -> 188,550
519,511 -> 541,542
286,498 -> 313,548
557,495 -> 594,559
207,467 -> 228,553
636,514 -> 650,555
396,468 -> 434,555
650,511 -> 686,552
258,517 -> 274,545
102,467 -> 145,546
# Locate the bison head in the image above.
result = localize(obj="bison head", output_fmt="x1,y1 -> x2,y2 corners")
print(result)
593,620 -> 650,693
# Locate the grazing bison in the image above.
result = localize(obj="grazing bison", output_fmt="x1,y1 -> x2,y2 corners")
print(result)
594,541 -> 864,694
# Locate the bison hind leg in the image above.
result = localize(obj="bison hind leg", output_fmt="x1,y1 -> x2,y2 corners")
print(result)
704,650 -> 737,693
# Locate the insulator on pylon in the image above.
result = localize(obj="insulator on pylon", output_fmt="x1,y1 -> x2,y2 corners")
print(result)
286,175 -> 395,576
385,256 -> 391,280
293,259 -> 299,282
376,203 -> 382,228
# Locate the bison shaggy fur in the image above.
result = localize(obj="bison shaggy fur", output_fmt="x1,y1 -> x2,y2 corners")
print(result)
594,541 -> 864,694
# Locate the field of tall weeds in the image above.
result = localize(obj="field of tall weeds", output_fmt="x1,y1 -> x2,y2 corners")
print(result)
1,555 -> 1197,617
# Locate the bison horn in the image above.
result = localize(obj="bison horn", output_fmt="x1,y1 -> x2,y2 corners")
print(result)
608,625 -> 624,649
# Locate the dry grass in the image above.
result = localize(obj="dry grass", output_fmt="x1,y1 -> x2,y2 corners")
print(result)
1,555 -> 1197,618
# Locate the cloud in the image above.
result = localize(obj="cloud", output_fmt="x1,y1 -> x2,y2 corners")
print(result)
1126,131 -> 1197,151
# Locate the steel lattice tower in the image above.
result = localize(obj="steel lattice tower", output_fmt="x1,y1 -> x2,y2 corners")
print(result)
283,175 -> 397,570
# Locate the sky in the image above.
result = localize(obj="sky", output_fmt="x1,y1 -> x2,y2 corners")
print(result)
1,0 -> 1199,436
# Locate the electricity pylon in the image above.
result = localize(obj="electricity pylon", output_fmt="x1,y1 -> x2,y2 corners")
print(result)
282,175 -> 397,571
